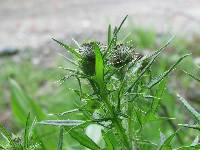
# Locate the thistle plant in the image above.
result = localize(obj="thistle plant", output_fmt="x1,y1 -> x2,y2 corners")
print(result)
39,16 -> 198,150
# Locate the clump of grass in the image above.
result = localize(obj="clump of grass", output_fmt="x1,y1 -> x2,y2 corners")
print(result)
39,16 -> 197,150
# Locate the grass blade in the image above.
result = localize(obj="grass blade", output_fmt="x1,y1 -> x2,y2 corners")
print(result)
158,130 -> 179,150
94,42 -> 104,89
176,144 -> 200,150
104,15 -> 128,56
23,112 -> 31,149
178,124 -> 200,131
183,70 -> 200,82
39,120 -> 85,126
9,79 -> 56,149
107,24 -> 112,46
48,109 -> 79,116
0,124 -> 16,148
147,54 -> 191,88
9,79 -> 46,123
65,128 -> 101,150
177,94 -> 200,121
52,38 -> 81,58
57,127 -> 64,150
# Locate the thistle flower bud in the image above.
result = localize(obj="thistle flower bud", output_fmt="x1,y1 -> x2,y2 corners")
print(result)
109,43 -> 135,68
78,41 -> 105,75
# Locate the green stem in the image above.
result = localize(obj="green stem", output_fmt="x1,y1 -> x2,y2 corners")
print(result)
102,93 -> 131,150
128,102 -> 133,148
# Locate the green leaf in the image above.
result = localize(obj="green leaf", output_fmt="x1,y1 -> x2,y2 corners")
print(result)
176,137 -> 200,150
107,24 -> 112,46
0,124 -> 16,148
65,127 -> 101,150
175,136 -> 200,150
176,144 -> 200,150
57,127 -> 64,150
183,70 -> 200,82
158,131 -> 179,150
9,79 -> 56,149
39,120 -> 85,126
126,37 -> 174,92
151,80 -> 166,114
52,38 -> 81,58
23,113 -> 31,149
48,109 -> 79,116
102,130 -> 114,150
94,42 -> 104,89
9,79 -> 46,124
147,54 -> 191,88
104,15 -> 128,56
177,94 -> 200,121
178,124 -> 200,131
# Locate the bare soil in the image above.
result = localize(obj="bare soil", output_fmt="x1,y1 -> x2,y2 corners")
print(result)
1,0 -> 200,50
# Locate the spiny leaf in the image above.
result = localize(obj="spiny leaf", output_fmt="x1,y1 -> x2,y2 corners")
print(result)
52,38 -> 81,58
57,127 -> 64,150
176,144 -> 200,150
147,54 -> 191,88
65,127 -> 101,150
177,94 -> 200,121
48,109 -> 80,116
183,70 -> 200,82
158,130 -> 179,150
39,120 -> 85,126
104,15 -> 128,56
133,138 -> 157,146
94,42 -> 104,90
126,37 -> 173,93
0,124 -> 16,148
107,24 -> 112,46
178,124 -> 200,131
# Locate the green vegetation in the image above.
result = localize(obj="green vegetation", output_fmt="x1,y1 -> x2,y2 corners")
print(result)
0,16 -> 199,149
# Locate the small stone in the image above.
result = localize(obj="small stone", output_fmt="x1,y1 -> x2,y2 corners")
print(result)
0,47 -> 18,56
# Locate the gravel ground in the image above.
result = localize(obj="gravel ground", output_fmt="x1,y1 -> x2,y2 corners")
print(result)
1,0 -> 200,50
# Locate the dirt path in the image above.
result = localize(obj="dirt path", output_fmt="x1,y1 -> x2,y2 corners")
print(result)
1,0 -> 200,49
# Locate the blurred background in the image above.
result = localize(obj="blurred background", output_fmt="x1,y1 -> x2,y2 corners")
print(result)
0,0 -> 200,149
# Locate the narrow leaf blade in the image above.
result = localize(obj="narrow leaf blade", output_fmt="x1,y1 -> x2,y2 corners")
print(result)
57,127 -> 64,150
158,131 -> 179,150
0,124 -> 16,148
126,37 -> 174,92
94,42 -> 104,89
65,127 -> 101,150
177,94 -> 200,121
147,54 -> 191,88
183,70 -> 200,82
178,124 -> 200,131
107,24 -> 112,46
39,120 -> 85,126
52,38 -> 81,58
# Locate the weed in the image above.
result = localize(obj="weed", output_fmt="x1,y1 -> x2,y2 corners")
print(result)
1,16 -> 199,150
39,16 -> 197,149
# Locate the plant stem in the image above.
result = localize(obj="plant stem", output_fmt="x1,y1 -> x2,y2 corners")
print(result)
128,102 -> 133,148
102,92 -> 131,150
